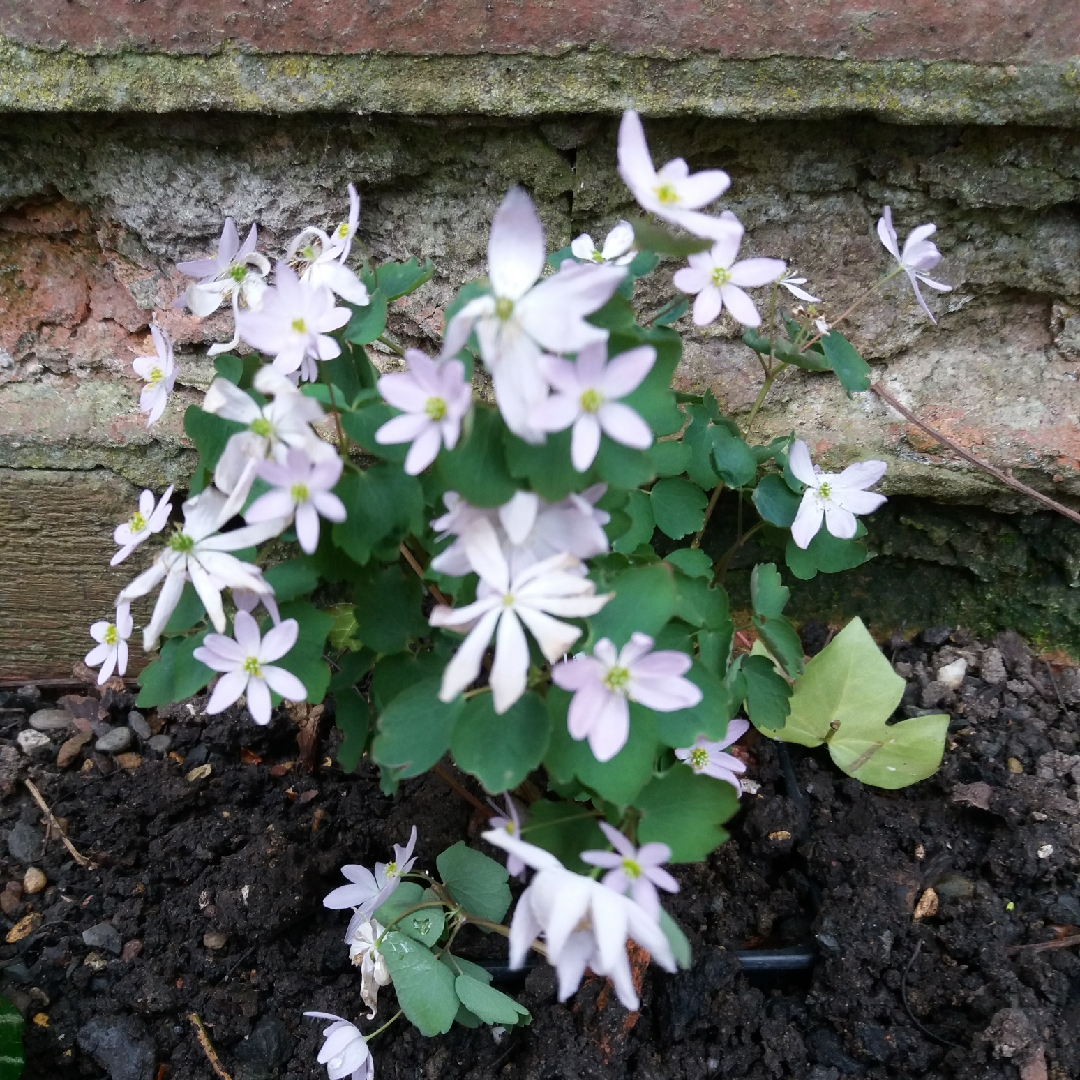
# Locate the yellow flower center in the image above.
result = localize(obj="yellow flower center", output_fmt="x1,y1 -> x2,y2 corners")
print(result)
425,396 -> 447,421
169,530 -> 194,553
603,665 -> 630,692
621,857 -> 642,879
228,264 -> 248,284
301,244 -> 318,262
688,747 -> 709,771
590,250 -> 604,263
335,222 -> 350,240
504,820 -> 516,835
502,593 -> 516,608
495,297 -> 514,321
147,366 -> 164,386
385,861 -> 398,878
291,318 -> 307,334
710,267 -> 732,287
290,483 -> 310,504
104,624 -> 118,646
654,183 -> 680,205
579,388 -> 603,414
250,417 -> 272,437
128,511 -> 147,533
242,656 -> 262,677
818,481 -> 832,500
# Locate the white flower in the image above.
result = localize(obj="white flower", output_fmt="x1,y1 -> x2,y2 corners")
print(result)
779,275 -> 821,303
236,262 -> 351,382
552,632 -> 702,762
430,487 -> 610,580
580,822 -> 679,920
482,829 -> 677,1011
234,586 -> 281,626
788,439 -> 887,549
303,1013 -> 374,1080
245,446 -> 346,555
672,214 -> 787,328
111,486 -> 174,566
344,914 -> 392,1018
876,206 -> 952,324
616,110 -> 733,239
324,827 -> 418,916
192,610 -> 307,725
570,221 -> 636,265
375,350 -> 472,474
429,519 -> 610,713
675,718 -> 750,793
441,187 -> 625,442
117,487 -> 287,650
85,604 -> 133,685
532,342 -> 655,471
133,324 -> 177,426
288,184 -> 370,306
487,794 -> 528,879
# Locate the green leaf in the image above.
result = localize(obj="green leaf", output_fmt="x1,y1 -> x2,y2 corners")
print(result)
374,883 -> 445,946
162,583 -> 206,635
752,473 -> 802,527
629,217 -> 713,258
333,465 -> 425,564
340,403 -> 408,464
711,432 -> 758,488
521,800 -> 605,874
372,678 -> 463,777
820,330 -> 871,393
136,631 -> 211,708
752,613 -> 804,679
343,291 -> 389,345
651,478 -> 708,540
183,405 -> 245,492
682,405 -> 721,490
327,604 -> 362,652
436,842 -> 511,922
352,564 -> 427,654
634,765 -> 740,862
545,688 -> 658,806
665,547 -> 712,578
504,427 -> 582,504
672,570 -> 730,630
659,909 -> 692,970
785,527 -> 870,581
615,328 -> 683,436
773,618 -> 948,788
367,257 -> 436,301
588,562 -> 677,648
263,559 -> 319,603
441,954 -> 493,985
436,407 -> 519,507
213,353 -> 244,385
697,627 -> 731,676
649,439 -> 691,478
611,490 -> 655,554
273,602 -> 333,703
741,328 -> 830,372
380,932 -> 459,1036
333,688 -> 370,773
451,692 -> 551,794
371,651 -> 445,711
750,562 -> 788,619
0,996 -> 24,1080
741,654 -> 792,731
329,649 -> 376,694
594,439 -> 656,489
455,976 -> 531,1026
652,297 -> 689,326
653,661 -> 738,748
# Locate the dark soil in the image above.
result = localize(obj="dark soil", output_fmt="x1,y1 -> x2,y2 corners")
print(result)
1,625 -> 1078,1080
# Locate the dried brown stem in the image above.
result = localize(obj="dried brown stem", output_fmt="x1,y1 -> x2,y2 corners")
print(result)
1007,933 -> 1080,955
432,764 -> 492,817
24,779 -> 96,870
870,384 -> 1080,527
188,1014 -> 233,1080
399,543 -> 450,607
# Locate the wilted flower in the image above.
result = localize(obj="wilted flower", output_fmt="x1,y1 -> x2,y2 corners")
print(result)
580,822 -> 679,920
85,604 -> 133,685
344,914 -> 392,1018
570,221 -> 636,265
111,486 -> 174,566
303,1013 -> 373,1080
876,206 -> 952,324
532,343 -> 655,471
236,262 -> 350,382
192,610 -> 307,725
324,826 -> 418,917
245,446 -> 346,555
788,439 -> 887,549
552,632 -> 702,762
675,718 -> 750,793
779,275 -> 821,303
617,110 -> 733,238
487,794 -> 528,879
288,184 -> 370,306
375,350 -> 471,474
429,519 -> 610,713
440,187 -> 624,441
673,214 -> 786,328
483,829 -> 677,1010
133,324 -> 177,426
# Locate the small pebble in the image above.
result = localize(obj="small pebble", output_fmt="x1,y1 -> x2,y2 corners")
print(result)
0,885 -> 22,917
127,711 -> 151,740
203,931 -> 228,950
1007,757 -> 1024,774
22,868 -> 46,895
16,729 -> 52,756
7,822 -> 42,864
980,647 -> 1008,684
57,731 -> 92,769
95,727 -> 134,755
147,735 -> 173,755
1036,844 -> 1054,859
28,709 -> 73,733
937,658 -> 967,690
115,753 -> 143,770
82,921 -> 122,956
121,940 -> 143,963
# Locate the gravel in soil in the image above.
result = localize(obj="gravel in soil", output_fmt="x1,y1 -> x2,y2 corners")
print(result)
0,626 -> 1078,1080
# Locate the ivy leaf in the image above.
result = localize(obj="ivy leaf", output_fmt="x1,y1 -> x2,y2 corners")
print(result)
820,330 -> 871,393
740,654 -> 792,731
136,631 -> 211,708
772,618 -> 948,788
651,478 -> 708,540
634,765 -> 740,862
451,692 -> 551,794
520,800 -> 605,874
380,932 -> 459,1036
436,842 -> 511,922
455,976 -> 531,1026
343,290 -> 389,345
365,257 -> 435,301
749,563 -> 803,676
752,473 -> 802,527
372,678 -> 463,778
587,561 -> 677,647
332,465 -> 425,564
352,563 -> 427,654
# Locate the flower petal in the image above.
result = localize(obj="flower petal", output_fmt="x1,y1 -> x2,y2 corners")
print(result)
488,187 -> 545,301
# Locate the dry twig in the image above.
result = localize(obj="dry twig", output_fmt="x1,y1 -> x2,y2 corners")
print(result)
188,1013 -> 233,1080
1007,933 -> 1080,956
432,764 -> 493,817
24,779 -> 96,869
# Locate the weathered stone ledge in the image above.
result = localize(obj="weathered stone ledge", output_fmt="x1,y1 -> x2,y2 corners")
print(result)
2,42 -> 1079,126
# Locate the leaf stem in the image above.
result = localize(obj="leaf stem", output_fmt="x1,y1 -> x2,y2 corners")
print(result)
689,481 -> 725,550
319,363 -> 348,453
799,268 -> 900,353
377,334 -> 406,357
366,1010 -> 402,1041
464,915 -> 549,958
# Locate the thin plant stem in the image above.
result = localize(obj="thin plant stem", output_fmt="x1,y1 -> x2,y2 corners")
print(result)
743,365 -> 784,439
465,915 -> 549,958
319,363 -> 348,452
712,521 -> 765,585
377,334 -> 406,358
366,1010 -> 403,1041
690,481 -> 725,550
432,763 -> 492,816
399,543 -> 450,607
799,268 -> 900,353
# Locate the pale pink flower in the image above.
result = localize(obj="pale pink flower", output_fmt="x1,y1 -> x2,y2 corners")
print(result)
532,342 -> 655,471
375,350 -> 471,474
429,519 -> 610,713
487,794 -> 529,879
552,632 -> 702,762
245,447 -> 346,554
324,826 -> 418,916
133,323 -> 177,425
580,822 -> 679,920
236,262 -> 350,382
111,486 -> 174,566
303,1013 -> 373,1080
616,110 -> 733,239
673,214 -> 786,328
788,439 -> 887,549
193,610 -> 307,725
287,184 -> 370,306
85,603 -> 133,685
570,221 -> 636,265
877,206 -> 952,324
675,718 -> 750,793
441,187 -> 625,441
